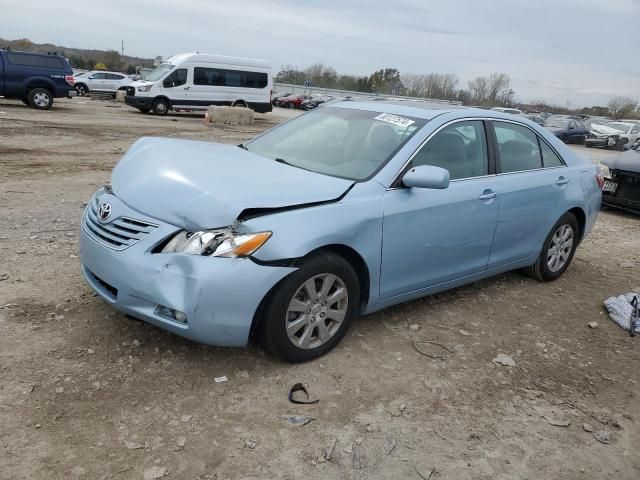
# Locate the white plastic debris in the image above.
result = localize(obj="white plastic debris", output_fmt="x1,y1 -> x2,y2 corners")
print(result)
214,376 -> 228,383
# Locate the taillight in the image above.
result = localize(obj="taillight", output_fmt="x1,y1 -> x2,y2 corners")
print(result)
596,173 -> 604,189
65,75 -> 75,86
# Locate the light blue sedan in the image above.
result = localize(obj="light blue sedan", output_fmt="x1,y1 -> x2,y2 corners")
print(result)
79,102 -> 602,362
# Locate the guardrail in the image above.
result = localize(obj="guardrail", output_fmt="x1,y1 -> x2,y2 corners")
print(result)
273,82 -> 462,105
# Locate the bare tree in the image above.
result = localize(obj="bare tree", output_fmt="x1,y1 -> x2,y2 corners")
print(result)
608,96 -> 638,119
468,76 -> 489,104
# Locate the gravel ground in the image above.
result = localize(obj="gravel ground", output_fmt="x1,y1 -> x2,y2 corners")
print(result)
1,99 -> 639,480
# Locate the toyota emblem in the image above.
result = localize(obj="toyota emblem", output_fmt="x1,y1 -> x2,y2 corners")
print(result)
98,202 -> 112,221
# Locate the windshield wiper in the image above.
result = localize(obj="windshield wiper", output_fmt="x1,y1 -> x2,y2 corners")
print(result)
238,143 -> 248,150
275,157 -> 295,167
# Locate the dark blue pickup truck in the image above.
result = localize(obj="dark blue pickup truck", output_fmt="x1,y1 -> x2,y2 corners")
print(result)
0,49 -> 76,109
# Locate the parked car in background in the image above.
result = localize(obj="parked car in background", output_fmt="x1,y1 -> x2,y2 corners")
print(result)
74,70 -> 133,96
80,102 -> 601,362
124,53 -> 272,115
600,146 -> 640,213
271,92 -> 292,106
301,95 -> 333,110
276,94 -> 312,109
583,116 -> 611,130
586,121 -> 640,150
0,49 -> 76,109
544,117 -> 588,143
490,107 -> 523,115
524,114 -> 546,125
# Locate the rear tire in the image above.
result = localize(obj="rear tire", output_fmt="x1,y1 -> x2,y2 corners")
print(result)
152,98 -> 169,115
260,252 -> 360,363
28,88 -> 54,110
524,212 -> 579,281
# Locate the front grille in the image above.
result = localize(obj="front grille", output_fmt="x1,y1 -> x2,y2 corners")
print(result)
82,200 -> 157,250
125,86 -> 135,96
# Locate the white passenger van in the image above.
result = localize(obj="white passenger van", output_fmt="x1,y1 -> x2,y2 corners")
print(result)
124,53 -> 272,115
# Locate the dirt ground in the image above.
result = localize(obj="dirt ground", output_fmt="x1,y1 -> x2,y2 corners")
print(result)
1,98 -> 639,480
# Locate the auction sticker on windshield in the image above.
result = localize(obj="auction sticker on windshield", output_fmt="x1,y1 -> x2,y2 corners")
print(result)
374,113 -> 415,127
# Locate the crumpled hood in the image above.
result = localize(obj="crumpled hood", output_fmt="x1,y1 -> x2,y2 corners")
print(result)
590,124 -> 623,136
111,137 -> 353,229
602,149 -> 640,172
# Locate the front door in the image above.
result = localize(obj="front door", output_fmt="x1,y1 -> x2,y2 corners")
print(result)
381,120 -> 500,299
160,68 -> 189,107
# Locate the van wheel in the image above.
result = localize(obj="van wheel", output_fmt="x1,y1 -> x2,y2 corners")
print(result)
524,212 -> 579,282
260,252 -> 360,363
232,101 -> 247,108
152,98 -> 169,115
28,88 -> 54,110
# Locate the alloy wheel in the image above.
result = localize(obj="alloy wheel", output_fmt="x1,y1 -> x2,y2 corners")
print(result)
285,273 -> 348,349
547,224 -> 574,272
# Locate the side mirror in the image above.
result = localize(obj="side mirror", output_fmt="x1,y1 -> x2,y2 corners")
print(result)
402,165 -> 450,189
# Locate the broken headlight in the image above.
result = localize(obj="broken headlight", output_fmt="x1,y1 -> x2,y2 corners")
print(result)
160,229 -> 271,257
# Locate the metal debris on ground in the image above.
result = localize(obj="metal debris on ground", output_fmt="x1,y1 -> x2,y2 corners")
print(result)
288,383 -> 319,404
214,376 -> 228,383
594,430 -> 612,444
281,414 -> 314,426
493,353 -> 517,367
412,340 -> 453,360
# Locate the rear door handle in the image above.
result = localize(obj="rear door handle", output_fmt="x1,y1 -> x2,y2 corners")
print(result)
556,176 -> 570,185
184,86 -> 190,90
478,190 -> 497,200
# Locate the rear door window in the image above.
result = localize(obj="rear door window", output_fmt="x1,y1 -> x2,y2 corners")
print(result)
224,71 -> 242,87
539,140 -> 563,167
494,122 -> 542,173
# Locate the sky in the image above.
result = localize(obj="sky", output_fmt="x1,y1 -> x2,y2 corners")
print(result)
1,0 -> 638,107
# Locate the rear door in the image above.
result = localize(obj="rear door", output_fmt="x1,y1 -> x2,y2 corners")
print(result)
488,120 -> 570,267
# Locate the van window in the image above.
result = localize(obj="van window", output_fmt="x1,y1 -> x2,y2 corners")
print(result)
163,69 -> 188,88
193,67 -> 268,89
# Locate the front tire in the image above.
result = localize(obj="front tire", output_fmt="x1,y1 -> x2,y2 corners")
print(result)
524,212 -> 579,281
28,88 -> 54,110
260,252 -> 360,363
152,98 -> 169,115
75,84 -> 88,96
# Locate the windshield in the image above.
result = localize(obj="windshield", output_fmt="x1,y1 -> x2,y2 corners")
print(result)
145,64 -> 175,82
245,107 -> 426,180
546,119 -> 570,128
604,122 -> 629,133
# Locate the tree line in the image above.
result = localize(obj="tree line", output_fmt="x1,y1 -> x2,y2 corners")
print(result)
276,63 -> 516,107
276,63 -> 640,118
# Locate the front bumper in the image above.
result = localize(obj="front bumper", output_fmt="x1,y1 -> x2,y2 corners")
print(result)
79,192 -> 296,346
586,137 -> 616,148
124,95 -> 154,109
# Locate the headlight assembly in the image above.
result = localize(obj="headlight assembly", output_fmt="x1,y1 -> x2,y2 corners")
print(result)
161,229 -> 272,258
137,85 -> 152,92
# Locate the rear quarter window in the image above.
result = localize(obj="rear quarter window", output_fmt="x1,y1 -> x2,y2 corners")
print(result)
7,53 -> 64,69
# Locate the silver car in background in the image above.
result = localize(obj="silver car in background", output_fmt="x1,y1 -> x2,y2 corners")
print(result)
73,70 -> 133,96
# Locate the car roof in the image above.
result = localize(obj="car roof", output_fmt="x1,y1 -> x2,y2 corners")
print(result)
325,100 -> 464,119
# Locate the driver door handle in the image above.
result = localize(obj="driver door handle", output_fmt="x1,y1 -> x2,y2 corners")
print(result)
478,190 -> 497,200
556,176 -> 569,185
